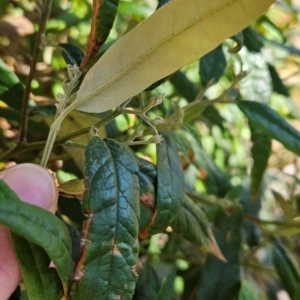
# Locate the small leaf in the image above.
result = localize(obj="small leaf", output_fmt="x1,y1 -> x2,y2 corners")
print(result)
154,266 -> 176,300
197,205 -> 243,300
238,100 -> 300,156
200,44 -> 226,86
147,133 -> 185,235
71,136 -> 140,300
75,0 -> 274,113
170,71 -> 224,128
0,179 -> 74,286
249,124 -> 271,202
28,104 -> 57,117
238,280 -> 263,300
10,234 -> 64,300
171,195 -> 211,250
133,264 -> 161,300
272,239 -> 300,298
242,27 -> 263,52
58,179 -> 85,199
0,58 -> 24,111
268,64 -> 289,97
60,43 -> 85,66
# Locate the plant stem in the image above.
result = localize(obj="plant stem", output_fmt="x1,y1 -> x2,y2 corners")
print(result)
19,0 -> 53,143
0,109 -> 120,162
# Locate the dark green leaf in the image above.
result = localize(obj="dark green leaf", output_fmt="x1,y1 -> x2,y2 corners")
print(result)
265,38 -> 300,56
28,104 -> 57,117
10,234 -> 63,300
249,124 -> 271,202
133,264 -> 161,300
238,100 -> 300,156
71,136 -> 140,300
172,195 -> 211,250
0,59 -> 24,111
268,64 -> 289,97
238,280 -> 262,300
197,205 -> 243,300
195,149 -> 232,197
272,239 -> 300,298
60,43 -> 85,66
156,0 -> 171,9
95,0 -> 119,46
242,27 -> 263,52
169,71 -> 224,128
148,133 -> 185,235
154,266 -> 176,300
0,179 -> 74,285
182,123 -> 202,151
200,44 -> 226,86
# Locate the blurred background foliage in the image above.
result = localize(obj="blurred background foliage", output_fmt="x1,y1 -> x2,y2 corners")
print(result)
3,0 -> 300,299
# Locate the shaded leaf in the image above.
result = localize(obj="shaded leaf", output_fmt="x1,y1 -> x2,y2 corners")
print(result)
156,0 -> 171,9
0,179 -> 74,285
60,43 -> 85,66
238,280 -> 264,300
249,124 -> 271,202
0,58 -> 24,111
75,0 -> 274,113
200,44 -> 226,85
154,266 -> 176,300
268,64 -> 289,97
169,71 -> 224,128
197,205 -> 243,300
28,104 -> 57,117
171,195 -> 211,250
147,133 -> 185,235
242,26 -> 263,52
272,239 -> 300,298
71,136 -> 140,300
238,100 -> 300,155
133,264 -> 161,300
10,234 -> 63,300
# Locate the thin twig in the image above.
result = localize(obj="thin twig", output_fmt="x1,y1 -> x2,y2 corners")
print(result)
19,0 -> 53,143
0,109 -> 121,162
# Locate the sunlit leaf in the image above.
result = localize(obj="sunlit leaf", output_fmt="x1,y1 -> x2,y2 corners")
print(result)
75,0 -> 274,113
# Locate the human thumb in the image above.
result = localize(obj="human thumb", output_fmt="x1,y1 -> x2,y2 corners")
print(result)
0,163 -> 58,300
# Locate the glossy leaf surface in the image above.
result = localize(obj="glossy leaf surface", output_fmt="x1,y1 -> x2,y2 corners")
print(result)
71,136 -> 140,300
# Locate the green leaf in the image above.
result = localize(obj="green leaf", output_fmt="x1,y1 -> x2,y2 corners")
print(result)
200,44 -> 226,85
171,195 -> 211,250
237,49 -> 272,103
133,264 -> 161,300
249,124 -> 271,202
170,71 -> 224,128
0,58 -> 24,111
272,239 -> 300,298
197,205 -> 243,300
28,104 -> 57,117
60,43 -> 85,66
148,133 -> 185,235
136,156 -> 157,236
95,0 -> 119,47
75,0 -> 274,113
71,136 -> 140,300
239,280 -> 265,300
154,266 -> 176,300
194,149 -> 232,197
238,100 -> 300,155
10,234 -> 63,300
242,27 -> 263,52
0,179 -> 74,286
268,64 -> 289,97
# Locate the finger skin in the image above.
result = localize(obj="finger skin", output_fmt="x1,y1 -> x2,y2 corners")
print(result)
0,164 -> 58,299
